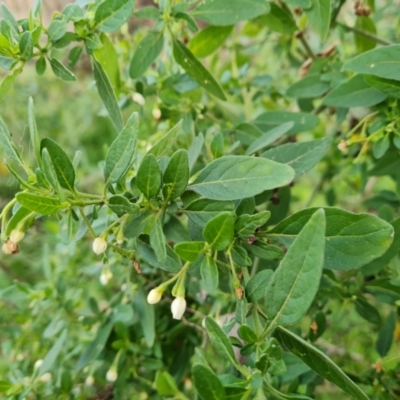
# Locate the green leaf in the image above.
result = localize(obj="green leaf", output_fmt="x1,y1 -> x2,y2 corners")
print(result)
246,269 -> 274,302
28,97 -> 41,167
41,148 -> 63,195
245,122 -> 294,156
16,193 -> 64,215
174,11 -> 199,32
93,59 -> 123,132
265,209 -> 325,327
173,39 -> 226,100
200,255 -> 219,291
104,112 -> 138,184
266,207 -> 394,270
248,242 -> 283,260
192,363 -> 226,400
137,240 -> 182,272
304,0 -> 331,41
155,371 -> 179,396
262,137 -> 332,178
124,211 -> 153,238
19,31 -> 33,61
235,211 -> 271,238
354,16 -> 377,53
36,57 -> 46,75
95,0 -> 135,32
49,57 -> 76,81
39,330 -> 68,376
276,326 -> 370,400
136,288 -> 155,347
0,4 -> 18,33
129,31 -> 164,79
163,149 -> 189,200
174,241 -> 205,262
41,138 -> 76,192
107,195 -> 139,216
136,153 -> 162,199
150,218 -> 166,263
189,156 -> 295,201
254,111 -> 319,135
204,316 -> 238,367
148,120 -> 182,158
192,0 -> 270,26
48,17 -> 67,42
343,45 -> 400,81
376,312 -> 396,357
5,207 -> 32,236
184,198 -> 235,227
287,75 -> 330,98
0,67 -> 22,102
363,75 -> 400,99
238,325 -> 258,343
323,75 -> 387,108
0,115 -> 24,165
59,210 -> 73,245
189,25 -> 233,58
256,3 -> 297,35
203,212 -> 234,250
210,132 -> 224,159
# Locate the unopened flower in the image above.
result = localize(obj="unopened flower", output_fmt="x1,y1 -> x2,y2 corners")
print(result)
147,288 -> 162,304
85,376 -> 94,386
34,359 -> 43,369
106,368 -> 118,382
39,372 -> 52,382
10,229 -> 25,243
152,108 -> 161,120
93,237 -> 107,255
171,296 -> 186,320
338,140 -> 348,153
132,92 -> 145,106
99,267 -> 112,285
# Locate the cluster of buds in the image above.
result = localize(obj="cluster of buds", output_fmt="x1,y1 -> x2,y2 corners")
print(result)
147,287 -> 187,320
2,229 -> 25,255
354,1 -> 371,16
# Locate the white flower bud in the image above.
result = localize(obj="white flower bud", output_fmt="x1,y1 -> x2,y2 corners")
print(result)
100,268 -> 113,285
93,237 -> 107,255
147,288 -> 162,304
10,229 -> 25,243
132,92 -> 145,106
34,359 -> 43,369
85,376 -> 94,386
39,372 -> 52,382
171,296 -> 186,320
106,368 -> 118,382
152,108 -> 161,120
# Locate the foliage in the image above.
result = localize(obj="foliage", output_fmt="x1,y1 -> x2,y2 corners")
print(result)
0,0 -> 400,399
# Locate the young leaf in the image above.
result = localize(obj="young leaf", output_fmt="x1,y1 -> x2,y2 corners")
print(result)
41,138 -> 76,192
265,209 -> 325,328
59,211 -> 73,245
266,207 -> 394,270
107,195 -> 139,216
245,122 -> 294,156
0,67 -> 22,102
149,218 -> 166,263
304,0 -> 331,41
47,17 -> 67,42
189,156 -> 295,200
0,115 -> 24,165
104,112 -> 138,184
5,207 -> 32,236
192,0 -> 269,26
174,241 -> 205,262
245,269 -> 274,302
19,31 -> 33,61
238,325 -> 258,343
173,39 -> 226,100
192,363 -> 226,400
323,75 -> 387,108
49,58 -> 76,81
204,317 -> 238,368
28,97 -> 41,167
93,59 -> 123,132
189,25 -> 233,58
262,137 -> 332,178
200,255 -> 219,290
16,193 -> 64,215
95,0 -> 135,32
343,45 -> 400,81
129,31 -> 164,79
276,326 -> 370,400
203,212 -> 234,250
41,148 -> 63,195
136,154 -> 162,199
148,120 -> 182,158
163,149 -> 189,200
235,211 -> 271,238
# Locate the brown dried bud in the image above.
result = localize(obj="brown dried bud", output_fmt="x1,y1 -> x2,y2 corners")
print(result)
235,286 -> 243,299
247,235 -> 257,245
133,259 -> 142,274
363,6 -> 371,16
2,239 -> 19,255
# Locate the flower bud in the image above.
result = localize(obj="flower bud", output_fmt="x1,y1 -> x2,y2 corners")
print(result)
93,237 -> 107,255
171,296 -> 186,320
106,368 -> 118,382
10,229 -> 25,243
152,108 -> 161,120
99,267 -> 112,285
132,92 -> 145,106
85,376 -> 95,386
39,372 -> 52,382
34,359 -> 43,369
147,288 -> 162,304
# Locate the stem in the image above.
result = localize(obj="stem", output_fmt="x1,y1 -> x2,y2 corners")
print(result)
336,22 -> 392,46
298,34 -> 316,60
79,207 -> 96,238
0,198 -> 17,241
263,379 -> 288,400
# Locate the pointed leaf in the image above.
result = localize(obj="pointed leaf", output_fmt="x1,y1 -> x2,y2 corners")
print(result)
150,218 -> 166,262
148,120 -> 182,158
203,212 -> 234,250
136,153 -> 161,199
192,363 -> 226,400
163,149 -> 189,200
16,193 -> 64,215
200,255 -> 219,290
95,0 -> 135,32
49,57 -> 76,81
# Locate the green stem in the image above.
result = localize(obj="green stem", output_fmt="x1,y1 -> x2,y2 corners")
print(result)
336,22 -> 392,46
298,34 -> 316,60
263,379 -> 288,400
0,198 -> 17,241
79,207 -> 96,238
